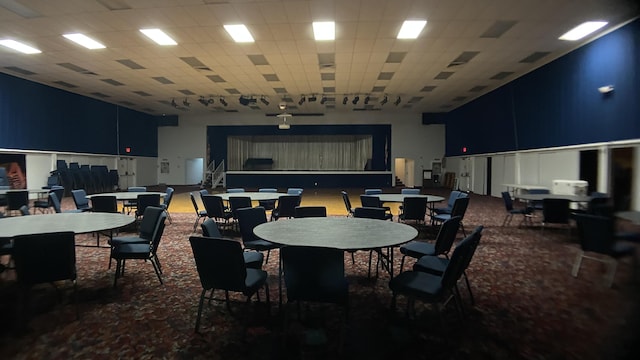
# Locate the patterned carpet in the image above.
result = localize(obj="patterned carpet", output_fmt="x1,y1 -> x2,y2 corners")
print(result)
1,192 -> 639,359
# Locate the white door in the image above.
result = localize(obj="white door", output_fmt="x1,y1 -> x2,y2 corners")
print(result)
185,158 -> 204,185
405,159 -> 415,187
118,157 -> 136,189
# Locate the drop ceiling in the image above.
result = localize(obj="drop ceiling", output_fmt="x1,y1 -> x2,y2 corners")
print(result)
0,0 -> 637,116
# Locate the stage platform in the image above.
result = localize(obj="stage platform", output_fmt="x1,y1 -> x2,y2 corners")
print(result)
225,170 -> 392,188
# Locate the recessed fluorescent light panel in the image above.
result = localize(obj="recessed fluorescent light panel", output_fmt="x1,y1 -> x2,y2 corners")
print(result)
397,20 -> 427,39
559,21 -> 607,41
313,21 -> 335,40
63,33 -> 105,49
139,28 -> 177,45
224,24 -> 254,43
0,39 -> 41,54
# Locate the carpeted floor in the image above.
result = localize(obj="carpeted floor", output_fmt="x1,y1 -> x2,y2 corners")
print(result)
1,190 -> 639,359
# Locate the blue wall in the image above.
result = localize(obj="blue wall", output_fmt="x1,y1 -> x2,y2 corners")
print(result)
0,72 -> 158,157
445,19 -> 640,156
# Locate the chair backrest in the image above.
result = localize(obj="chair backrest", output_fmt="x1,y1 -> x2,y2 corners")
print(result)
7,190 -> 29,211
227,188 -> 245,193
274,195 -> 300,218
574,213 -> 615,254
433,216 -> 462,255
364,188 -> 382,195
281,246 -> 347,303
501,191 -> 514,211
459,225 -> 484,271
360,194 -> 382,208
189,236 -> 248,292
136,193 -> 161,217
287,188 -> 303,195
128,186 -> 147,192
341,191 -> 352,213
71,189 -> 90,210
201,195 -> 226,219
150,212 -> 168,255
450,196 -> 470,218
49,192 -> 62,213
138,206 -> 165,240
12,231 -> 76,285
237,206 -> 268,245
229,196 -> 253,218
445,190 -> 461,209
190,192 -> 201,214
401,197 -> 428,221
91,195 -> 118,213
19,204 -> 30,215
51,186 -> 65,205
440,228 -> 481,292
259,188 -> 277,193
163,187 -> 174,207
295,206 -> 327,218
201,218 -> 222,237
401,188 -> 420,194
542,198 -> 570,224
353,206 -> 387,220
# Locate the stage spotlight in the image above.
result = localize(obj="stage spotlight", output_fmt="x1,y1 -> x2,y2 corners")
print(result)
219,97 -> 228,106
182,98 -> 190,107
308,94 -> 317,102
364,95 -> 370,105
171,98 -> 178,108
380,95 -> 388,106
298,95 -> 306,105
352,95 -> 360,105
260,96 -> 269,106
198,96 -> 213,106
394,96 -> 401,106
342,96 -> 348,105
239,95 -> 257,106
320,95 -> 327,104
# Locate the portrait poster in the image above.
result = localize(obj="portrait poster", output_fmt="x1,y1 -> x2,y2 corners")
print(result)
0,153 -> 27,189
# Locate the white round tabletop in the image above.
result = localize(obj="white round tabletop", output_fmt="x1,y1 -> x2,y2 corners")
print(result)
0,212 -> 135,238
217,192 -> 285,201
86,191 -> 166,201
374,194 -> 446,203
515,193 -> 592,202
253,217 -> 418,250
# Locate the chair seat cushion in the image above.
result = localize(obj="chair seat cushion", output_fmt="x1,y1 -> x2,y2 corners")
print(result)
111,243 -> 151,259
615,231 -> 640,243
243,251 -> 264,269
243,268 -> 268,296
244,239 -> 278,251
413,255 -> 448,275
612,241 -> 636,258
400,241 -> 436,258
110,236 -> 147,246
433,207 -> 451,215
388,271 -> 443,301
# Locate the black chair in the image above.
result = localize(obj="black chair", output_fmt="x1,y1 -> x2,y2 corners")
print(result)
6,190 -> 29,216
49,192 -> 81,214
527,188 -> 550,211
431,196 -> 469,236
399,216 -> 462,272
353,206 -> 390,277
111,210 -> 167,287
123,186 -> 147,214
541,198 -> 571,234
432,190 -> 466,215
389,228 -> 481,321
236,206 -> 279,264
281,246 -> 349,323
271,195 -> 300,221
190,192 -> 208,232
19,205 -> 30,216
12,231 -> 78,320
398,196 -> 429,228
109,206 -> 165,269
573,213 -> 636,287
189,236 -> 270,333
229,196 -> 253,223
162,187 -> 174,224
294,206 -> 327,218
341,191 -> 354,217
201,218 -> 264,269
413,226 -> 484,306
90,195 -> 119,247
71,189 -> 92,212
360,195 -> 392,219
257,188 -> 277,210
33,185 -> 64,213
501,191 -> 533,226
201,194 -> 234,232
135,193 -> 161,220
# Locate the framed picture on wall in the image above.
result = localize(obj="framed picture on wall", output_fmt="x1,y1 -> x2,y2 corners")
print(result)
0,153 -> 27,189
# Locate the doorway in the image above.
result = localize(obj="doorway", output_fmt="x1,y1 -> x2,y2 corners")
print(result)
611,147 -> 633,211
579,149 -> 598,194
185,158 -> 204,186
394,158 -> 415,188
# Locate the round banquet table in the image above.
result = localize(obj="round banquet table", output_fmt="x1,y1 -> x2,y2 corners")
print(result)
86,191 -> 166,201
216,192 -> 285,201
0,212 -> 135,238
515,193 -> 592,202
374,194 -> 445,204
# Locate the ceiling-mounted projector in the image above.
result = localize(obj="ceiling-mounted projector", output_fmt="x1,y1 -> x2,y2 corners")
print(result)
277,112 -> 292,129
278,123 -> 290,130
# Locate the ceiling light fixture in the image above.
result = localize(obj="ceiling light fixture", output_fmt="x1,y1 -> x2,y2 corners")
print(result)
559,21 -> 608,41
397,20 -> 427,39
394,96 -> 402,106
364,95 -> 370,105
380,95 -> 388,106
260,96 -> 269,105
183,98 -> 190,107
239,95 -> 257,106
308,94 -> 317,102
352,95 -> 360,105
139,28 -> 177,45
198,96 -> 214,106
63,33 -> 105,49
171,98 -> 178,108
343,96 -> 348,105
0,39 -> 41,54
219,97 -> 228,106
313,21 -> 335,41
298,95 -> 306,106
224,24 -> 254,43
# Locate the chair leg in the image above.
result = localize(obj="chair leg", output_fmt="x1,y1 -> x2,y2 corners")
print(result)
400,255 -> 406,273
606,259 -> 618,288
462,271 -> 475,306
113,259 -> 122,287
195,289 -> 206,333
571,251 -> 584,277
151,258 -> 163,285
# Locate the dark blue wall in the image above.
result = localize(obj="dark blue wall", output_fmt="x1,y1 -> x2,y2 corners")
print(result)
208,124 -> 392,171
444,19 -> 640,156
0,72 -> 158,157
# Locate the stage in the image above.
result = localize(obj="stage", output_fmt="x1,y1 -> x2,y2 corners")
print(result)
225,170 -> 392,188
